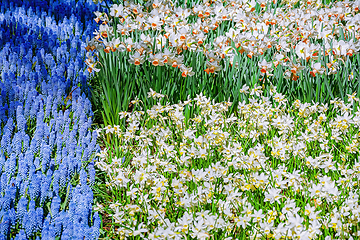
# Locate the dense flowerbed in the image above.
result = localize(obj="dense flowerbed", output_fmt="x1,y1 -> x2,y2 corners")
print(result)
0,0 -> 105,238
2,0 -> 360,239
87,0 -> 360,239
85,0 -> 360,127
95,87 -> 360,239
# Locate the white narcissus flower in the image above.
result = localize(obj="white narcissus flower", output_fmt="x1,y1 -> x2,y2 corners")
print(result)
109,4 -> 124,17
295,42 -> 311,60
179,65 -> 195,77
239,84 -> 249,94
148,15 -> 163,31
310,62 -> 325,77
129,52 -> 146,66
85,60 -> 101,73
264,188 -> 282,204
148,53 -> 165,66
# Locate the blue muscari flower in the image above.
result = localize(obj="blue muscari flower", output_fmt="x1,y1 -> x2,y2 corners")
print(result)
33,125 -> 44,154
11,131 -> 23,156
52,170 -> 60,196
49,118 -> 56,131
39,64 -> 48,81
59,161 -> 68,188
28,139 -> 37,157
82,148 -> 90,163
61,221 -> 73,239
28,163 -> 36,181
67,197 -> 76,222
16,106 -> 25,130
48,131 -> 56,150
77,125 -> 87,145
5,153 -> 16,180
62,124 -> 70,142
50,196 -> 61,219
87,163 -> 95,187
22,134 -> 30,153
23,99 -> 31,119
32,55 -> 38,65
41,217 -> 52,239
8,208 -> 16,228
44,53 -> 55,68
3,61 -> 10,73
66,154 -> 75,177
40,169 -> 52,204
19,43 -> 26,58
7,177 -> 16,199
51,213 -> 64,237
1,122 -> 13,154
0,211 -> 10,237
43,124 -> 51,144
1,196 -> 11,212
0,151 -> 5,172
61,143 -> 68,160
55,113 -> 64,133
40,144 -> 51,172
85,185 -> 93,206
30,96 -> 39,119
19,180 -> 29,196
56,47 -> 63,63
79,168 -> 88,191
90,212 -> 101,239
67,62 -> 75,80
28,172 -> 41,200
23,200 -> 36,237
35,207 -> 44,233
39,48 -> 45,62
36,105 -> 45,127
66,136 -> 76,156
0,174 -> 7,195
69,46 -> 77,60
16,196 -> 28,224
63,109 -> 71,125
73,56 -> 82,74
45,95 -> 52,118
75,147 -> 83,170
18,155 -> 28,180
34,157 -> 40,170
24,150 -> 33,171
73,214 -> 88,239
9,100 -> 18,119
88,131 -> 97,151
78,112 -> 87,131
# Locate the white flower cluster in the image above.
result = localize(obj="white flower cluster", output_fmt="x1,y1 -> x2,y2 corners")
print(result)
95,86 -> 360,239
86,0 -> 360,80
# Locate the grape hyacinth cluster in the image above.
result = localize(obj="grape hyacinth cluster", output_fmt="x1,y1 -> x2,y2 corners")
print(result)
0,0 -> 104,238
